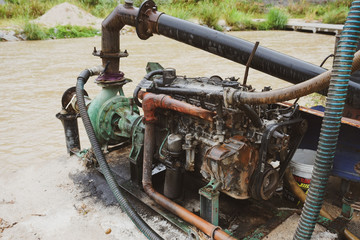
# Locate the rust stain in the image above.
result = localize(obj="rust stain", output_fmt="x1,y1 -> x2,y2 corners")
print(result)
139,91 -> 215,123
280,102 -> 360,128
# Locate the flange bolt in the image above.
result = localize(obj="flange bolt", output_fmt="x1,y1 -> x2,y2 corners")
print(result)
124,0 -> 133,7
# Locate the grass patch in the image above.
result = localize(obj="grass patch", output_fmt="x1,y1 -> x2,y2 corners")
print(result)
0,0 -> 355,38
21,23 -> 100,40
48,25 -> 100,39
159,3 -> 195,20
1,0 -> 56,19
224,9 -> 257,30
265,8 -> 288,29
286,0 -> 310,18
322,6 -> 349,24
197,0 -> 223,31
234,0 -> 266,15
89,0 -> 118,17
23,22 -> 48,40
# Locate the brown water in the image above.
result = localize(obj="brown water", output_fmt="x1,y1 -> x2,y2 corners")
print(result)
0,31 -> 335,174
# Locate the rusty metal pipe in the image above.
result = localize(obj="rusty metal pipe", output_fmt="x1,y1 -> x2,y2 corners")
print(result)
101,1 -> 325,81
227,50 -> 360,105
102,1 -> 326,82
139,91 -> 215,123
101,1 -> 360,107
140,91 -> 234,240
143,123 -> 234,240
101,4 -> 137,73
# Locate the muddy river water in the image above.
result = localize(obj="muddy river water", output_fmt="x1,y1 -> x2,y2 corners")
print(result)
0,31 -> 335,175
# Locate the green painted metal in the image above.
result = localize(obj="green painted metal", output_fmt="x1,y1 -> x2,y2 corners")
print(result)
129,117 -> 145,185
199,179 -> 221,226
97,95 -> 140,143
243,229 -> 265,240
88,85 -> 122,143
341,198 -> 354,221
87,82 -> 141,146
146,62 -> 164,73
129,118 -> 145,164
317,215 -> 332,227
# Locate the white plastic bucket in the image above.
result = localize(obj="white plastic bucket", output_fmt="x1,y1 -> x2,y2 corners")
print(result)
284,149 -> 316,202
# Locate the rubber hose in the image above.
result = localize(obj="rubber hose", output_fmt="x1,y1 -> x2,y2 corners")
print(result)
294,2 -> 360,239
133,69 -> 164,107
240,104 -> 262,128
76,70 -> 163,240
229,49 -> 360,105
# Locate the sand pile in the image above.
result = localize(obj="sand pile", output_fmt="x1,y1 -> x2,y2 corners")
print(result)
32,2 -> 103,29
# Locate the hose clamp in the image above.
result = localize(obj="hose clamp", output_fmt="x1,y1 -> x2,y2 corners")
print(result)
211,226 -> 222,240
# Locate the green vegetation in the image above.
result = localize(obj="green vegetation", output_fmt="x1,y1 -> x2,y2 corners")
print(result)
322,6 -> 349,24
23,22 -> 47,40
48,25 -> 100,39
266,8 -> 288,29
22,23 -> 100,40
224,10 -> 257,31
285,0 -> 352,22
0,0 -> 354,40
197,0 -> 222,31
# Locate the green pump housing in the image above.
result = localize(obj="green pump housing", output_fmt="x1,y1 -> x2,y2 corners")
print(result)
87,82 -> 145,170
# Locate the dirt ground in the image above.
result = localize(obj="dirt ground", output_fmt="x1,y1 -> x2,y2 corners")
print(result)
1,152 -> 358,240
0,155 -> 184,240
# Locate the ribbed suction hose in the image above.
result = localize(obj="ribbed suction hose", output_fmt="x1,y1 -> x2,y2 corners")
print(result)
76,68 -> 163,240
294,1 -> 360,239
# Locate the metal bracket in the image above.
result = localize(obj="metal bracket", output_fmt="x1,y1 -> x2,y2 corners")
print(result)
199,179 -> 222,226
92,47 -> 129,59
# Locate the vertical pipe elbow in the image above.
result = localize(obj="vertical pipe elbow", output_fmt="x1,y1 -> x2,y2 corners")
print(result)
101,5 -> 139,73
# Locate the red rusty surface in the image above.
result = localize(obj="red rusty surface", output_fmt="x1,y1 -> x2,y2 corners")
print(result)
280,102 -> 360,128
142,123 -> 235,240
139,91 -> 215,123
202,136 -> 258,199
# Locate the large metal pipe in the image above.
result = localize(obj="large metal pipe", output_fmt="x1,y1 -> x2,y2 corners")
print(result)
156,14 -> 326,84
101,0 -> 326,83
100,2 -> 160,73
139,91 -> 234,240
101,1 -> 360,108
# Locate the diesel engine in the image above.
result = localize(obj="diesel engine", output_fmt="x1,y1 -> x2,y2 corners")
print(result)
135,66 -> 306,201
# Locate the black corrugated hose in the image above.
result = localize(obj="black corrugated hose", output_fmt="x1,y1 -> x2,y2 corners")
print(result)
76,68 -> 163,240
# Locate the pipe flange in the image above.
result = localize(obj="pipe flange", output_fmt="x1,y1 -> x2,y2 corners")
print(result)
61,86 -> 88,114
136,0 -> 157,40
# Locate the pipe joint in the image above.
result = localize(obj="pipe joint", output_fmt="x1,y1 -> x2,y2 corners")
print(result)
140,91 -> 215,123
141,92 -> 166,123
136,0 -> 163,40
